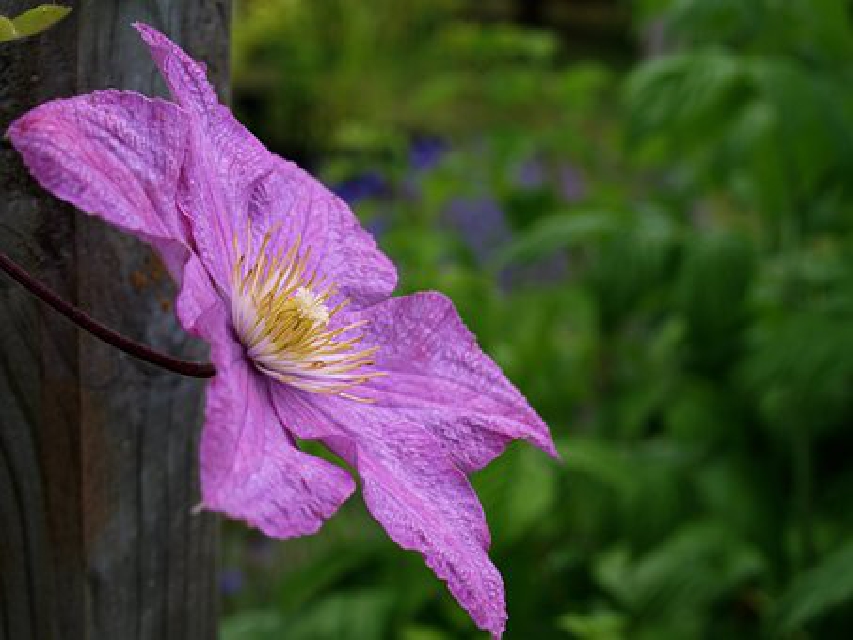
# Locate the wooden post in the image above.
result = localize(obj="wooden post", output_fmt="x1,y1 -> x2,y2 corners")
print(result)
0,1 -> 229,638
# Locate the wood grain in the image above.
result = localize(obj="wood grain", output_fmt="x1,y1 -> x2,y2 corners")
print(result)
0,1 -> 229,638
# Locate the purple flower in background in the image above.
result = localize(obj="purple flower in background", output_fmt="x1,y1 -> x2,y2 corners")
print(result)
559,163 -> 587,202
399,136 -> 448,203
220,568 -> 245,596
514,157 -> 546,189
333,170 -> 387,204
363,213 -> 391,240
8,24 -> 555,638
409,136 -> 446,172
445,196 -> 512,264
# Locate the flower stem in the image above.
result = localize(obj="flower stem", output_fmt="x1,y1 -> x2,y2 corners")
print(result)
0,250 -> 216,378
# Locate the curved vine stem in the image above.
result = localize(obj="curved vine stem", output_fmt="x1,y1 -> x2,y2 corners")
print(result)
0,250 -> 216,378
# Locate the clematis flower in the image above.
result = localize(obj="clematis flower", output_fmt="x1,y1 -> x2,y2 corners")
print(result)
7,24 -> 556,638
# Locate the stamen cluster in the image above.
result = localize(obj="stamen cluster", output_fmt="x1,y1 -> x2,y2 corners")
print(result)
230,230 -> 381,399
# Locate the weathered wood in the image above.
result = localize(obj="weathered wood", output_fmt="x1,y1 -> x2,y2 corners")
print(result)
0,1 -> 229,638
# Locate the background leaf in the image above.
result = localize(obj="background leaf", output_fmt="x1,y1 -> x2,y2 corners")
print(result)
0,4 -> 70,41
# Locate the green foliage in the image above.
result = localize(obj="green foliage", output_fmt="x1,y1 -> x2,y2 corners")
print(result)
233,0 -> 570,160
0,4 -> 70,42
775,541 -> 853,633
225,1 -> 853,637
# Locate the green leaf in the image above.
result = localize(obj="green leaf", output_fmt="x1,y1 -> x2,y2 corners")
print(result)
775,542 -> 853,632
492,209 -> 619,270
275,543 -> 378,613
558,610 -> 627,640
0,16 -> 17,41
281,589 -> 393,640
0,4 -> 70,42
560,438 -> 634,494
220,611 -> 285,640
12,4 -> 71,36
400,625 -> 452,640
473,442 -> 557,544
593,522 -> 764,619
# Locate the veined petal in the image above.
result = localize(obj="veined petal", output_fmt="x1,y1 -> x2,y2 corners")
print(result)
8,90 -> 190,276
359,292 -> 557,471
283,292 -> 557,473
244,157 -> 397,309
136,24 -> 396,307
136,23 -> 274,289
268,292 -> 557,635
202,317 -> 355,538
272,391 -> 507,638
135,22 -> 271,198
175,253 -> 222,338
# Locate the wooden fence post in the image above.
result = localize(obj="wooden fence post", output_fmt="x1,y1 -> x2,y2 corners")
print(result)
0,1 -> 229,638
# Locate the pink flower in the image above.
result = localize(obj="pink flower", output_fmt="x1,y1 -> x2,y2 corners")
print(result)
7,24 -> 556,638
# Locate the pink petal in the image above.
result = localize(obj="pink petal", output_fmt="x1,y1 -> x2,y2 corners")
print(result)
245,157 -> 398,309
136,23 -> 272,287
285,292 -> 556,473
174,253 -> 222,338
356,292 -> 556,471
8,90 -> 190,276
269,292 -> 557,635
272,391 -> 507,637
136,24 -> 396,307
202,321 -> 355,538
135,24 -> 274,287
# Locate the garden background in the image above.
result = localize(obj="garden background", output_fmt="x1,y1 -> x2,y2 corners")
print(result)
221,1 -> 853,638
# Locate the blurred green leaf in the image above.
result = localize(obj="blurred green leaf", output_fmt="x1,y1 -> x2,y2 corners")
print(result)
0,16 -> 16,41
561,438 -> 634,493
474,443 -> 557,544
221,611 -> 284,640
281,589 -> 392,640
775,542 -> 853,633
677,232 -> 755,375
493,210 -> 618,269
558,610 -> 627,640
0,4 -> 70,42
273,544 -> 379,613
400,625 -> 452,640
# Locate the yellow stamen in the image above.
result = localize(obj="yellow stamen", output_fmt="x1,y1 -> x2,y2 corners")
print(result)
229,228 -> 379,400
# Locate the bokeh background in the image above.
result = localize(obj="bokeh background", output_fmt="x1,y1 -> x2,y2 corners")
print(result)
221,1 -> 853,638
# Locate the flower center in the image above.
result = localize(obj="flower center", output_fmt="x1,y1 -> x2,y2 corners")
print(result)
229,230 -> 381,400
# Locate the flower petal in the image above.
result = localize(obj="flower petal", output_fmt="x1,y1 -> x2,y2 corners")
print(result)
245,157 -> 398,308
202,324 -> 355,538
175,253 -> 222,338
325,292 -> 557,472
135,23 -> 275,287
8,90 -> 190,276
135,24 -> 396,306
272,390 -> 507,637
268,291 -> 557,634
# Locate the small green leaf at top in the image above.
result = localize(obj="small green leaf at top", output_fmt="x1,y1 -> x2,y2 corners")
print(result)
0,5 -> 71,42
0,17 -> 16,41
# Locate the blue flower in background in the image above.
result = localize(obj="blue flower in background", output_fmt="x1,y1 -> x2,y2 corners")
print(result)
401,136 -> 448,202
409,136 -> 447,172
220,568 -> 244,597
364,213 -> 391,239
515,157 -> 546,189
333,170 -> 387,204
444,195 -> 512,264
559,163 -> 586,202
333,137 -> 446,208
